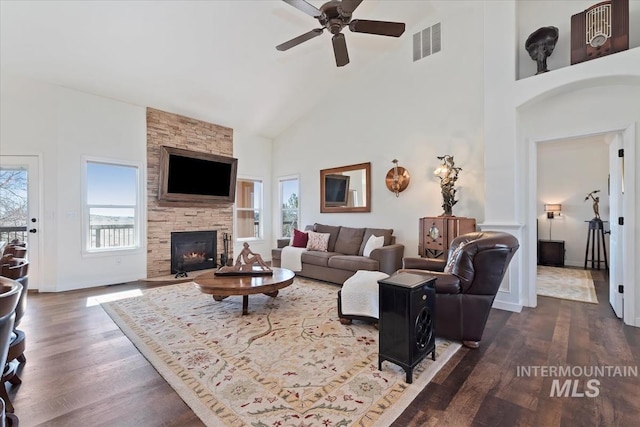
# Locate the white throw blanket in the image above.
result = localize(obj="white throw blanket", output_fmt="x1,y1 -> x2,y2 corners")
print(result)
340,270 -> 390,319
280,246 -> 306,272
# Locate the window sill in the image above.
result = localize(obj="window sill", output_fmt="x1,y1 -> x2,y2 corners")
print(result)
236,238 -> 264,243
82,246 -> 143,258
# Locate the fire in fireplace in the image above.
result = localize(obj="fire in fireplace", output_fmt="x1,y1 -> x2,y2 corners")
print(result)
170,231 -> 217,276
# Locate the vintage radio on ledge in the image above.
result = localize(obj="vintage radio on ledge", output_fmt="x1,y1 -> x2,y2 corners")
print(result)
571,0 -> 629,65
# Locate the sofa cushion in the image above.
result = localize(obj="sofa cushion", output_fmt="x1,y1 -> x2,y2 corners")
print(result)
291,228 -> 309,248
363,235 -> 385,257
314,223 -> 341,252
334,227 -> 365,255
328,255 -> 379,271
306,231 -> 330,252
359,228 -> 394,255
301,251 -> 340,267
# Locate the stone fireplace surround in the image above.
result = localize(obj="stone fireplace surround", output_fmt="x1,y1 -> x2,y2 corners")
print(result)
146,108 -> 234,278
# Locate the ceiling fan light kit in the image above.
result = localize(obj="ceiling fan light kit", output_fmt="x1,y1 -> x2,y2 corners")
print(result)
277,0 -> 406,67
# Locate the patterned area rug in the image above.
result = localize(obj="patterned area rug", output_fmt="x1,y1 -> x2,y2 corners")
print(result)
537,266 -> 598,304
102,277 -> 460,427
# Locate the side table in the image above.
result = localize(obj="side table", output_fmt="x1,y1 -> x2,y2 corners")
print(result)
538,239 -> 565,267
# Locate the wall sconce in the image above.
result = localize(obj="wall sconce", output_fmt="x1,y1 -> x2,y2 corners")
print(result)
434,155 -> 461,216
544,204 -> 562,219
385,159 -> 410,197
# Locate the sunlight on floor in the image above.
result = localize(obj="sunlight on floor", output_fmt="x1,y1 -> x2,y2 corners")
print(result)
86,289 -> 143,307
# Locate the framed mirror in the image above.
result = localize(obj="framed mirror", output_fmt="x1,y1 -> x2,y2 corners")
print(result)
320,162 -> 371,213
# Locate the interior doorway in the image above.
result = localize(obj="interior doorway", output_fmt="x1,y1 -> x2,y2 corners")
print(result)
536,135 -> 611,306
532,127 -> 634,323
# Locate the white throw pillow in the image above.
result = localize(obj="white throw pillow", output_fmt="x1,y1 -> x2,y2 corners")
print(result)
363,235 -> 384,257
306,231 -> 330,252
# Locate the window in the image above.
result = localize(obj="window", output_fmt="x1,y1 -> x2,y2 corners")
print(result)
84,159 -> 140,252
236,178 -> 262,240
0,166 -> 27,243
279,176 -> 299,238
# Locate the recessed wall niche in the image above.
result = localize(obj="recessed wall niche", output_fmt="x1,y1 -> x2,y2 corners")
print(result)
516,0 -> 639,80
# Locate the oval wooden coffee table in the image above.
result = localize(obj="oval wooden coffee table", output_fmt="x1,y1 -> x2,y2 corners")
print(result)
193,267 -> 295,315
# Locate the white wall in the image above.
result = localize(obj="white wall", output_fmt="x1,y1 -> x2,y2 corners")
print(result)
272,3 -> 486,256
520,84 -> 640,322
517,0 -> 640,80
537,137 -> 610,267
485,0 -> 640,325
1,73 -> 148,291
1,73 -> 273,289
1,74 -> 59,290
233,130 -> 273,261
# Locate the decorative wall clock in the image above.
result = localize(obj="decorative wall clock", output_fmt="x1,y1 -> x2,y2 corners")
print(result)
571,0 -> 629,65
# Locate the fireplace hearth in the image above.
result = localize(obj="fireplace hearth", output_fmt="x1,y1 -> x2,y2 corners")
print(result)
171,231 -> 217,277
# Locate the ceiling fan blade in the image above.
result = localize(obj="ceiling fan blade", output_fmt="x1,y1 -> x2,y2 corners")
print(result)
276,28 -> 324,51
338,0 -> 364,15
282,0 -> 324,18
349,19 -> 406,37
332,33 -> 350,67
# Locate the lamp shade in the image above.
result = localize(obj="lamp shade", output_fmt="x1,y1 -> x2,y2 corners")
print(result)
544,203 -> 562,219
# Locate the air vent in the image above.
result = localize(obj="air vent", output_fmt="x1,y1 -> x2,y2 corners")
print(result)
421,27 -> 431,58
413,22 -> 441,62
432,23 -> 441,53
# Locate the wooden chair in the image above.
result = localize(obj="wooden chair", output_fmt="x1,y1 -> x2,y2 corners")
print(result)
1,244 -> 26,260
0,260 -> 28,414
0,277 -> 22,425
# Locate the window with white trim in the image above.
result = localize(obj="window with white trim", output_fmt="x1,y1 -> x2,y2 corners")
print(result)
279,176 -> 299,238
84,160 -> 140,252
236,178 -> 262,240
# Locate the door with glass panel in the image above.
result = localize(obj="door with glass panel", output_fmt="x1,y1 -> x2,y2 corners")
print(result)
0,155 -> 40,289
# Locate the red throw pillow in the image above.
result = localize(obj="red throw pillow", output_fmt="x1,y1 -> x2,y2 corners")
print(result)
291,229 -> 309,248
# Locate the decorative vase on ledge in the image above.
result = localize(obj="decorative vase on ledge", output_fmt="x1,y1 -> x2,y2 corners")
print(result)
434,155 -> 461,217
441,184 -> 457,217
525,26 -> 559,75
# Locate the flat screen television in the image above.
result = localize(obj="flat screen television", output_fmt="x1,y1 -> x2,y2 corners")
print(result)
324,174 -> 350,207
158,146 -> 238,205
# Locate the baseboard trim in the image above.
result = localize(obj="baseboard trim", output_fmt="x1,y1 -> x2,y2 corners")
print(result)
492,300 -> 523,313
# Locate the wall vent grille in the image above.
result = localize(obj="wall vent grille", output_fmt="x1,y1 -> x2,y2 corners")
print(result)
413,22 -> 441,62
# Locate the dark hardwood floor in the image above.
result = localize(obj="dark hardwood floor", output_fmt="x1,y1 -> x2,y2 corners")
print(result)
7,269 -> 640,426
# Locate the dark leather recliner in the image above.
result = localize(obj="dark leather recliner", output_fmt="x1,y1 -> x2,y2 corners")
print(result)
399,231 -> 519,349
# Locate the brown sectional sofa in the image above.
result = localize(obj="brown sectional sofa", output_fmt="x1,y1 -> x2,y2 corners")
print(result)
271,223 -> 404,285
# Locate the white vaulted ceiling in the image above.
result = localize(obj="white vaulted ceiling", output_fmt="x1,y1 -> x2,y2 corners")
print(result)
0,0 -> 443,138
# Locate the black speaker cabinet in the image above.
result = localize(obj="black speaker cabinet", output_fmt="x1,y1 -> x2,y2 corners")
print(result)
377,272 -> 436,383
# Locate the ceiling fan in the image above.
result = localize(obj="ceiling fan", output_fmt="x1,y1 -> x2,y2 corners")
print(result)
276,0 -> 406,67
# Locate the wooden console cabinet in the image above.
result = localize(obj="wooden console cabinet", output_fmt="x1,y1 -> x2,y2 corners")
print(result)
419,216 -> 476,258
